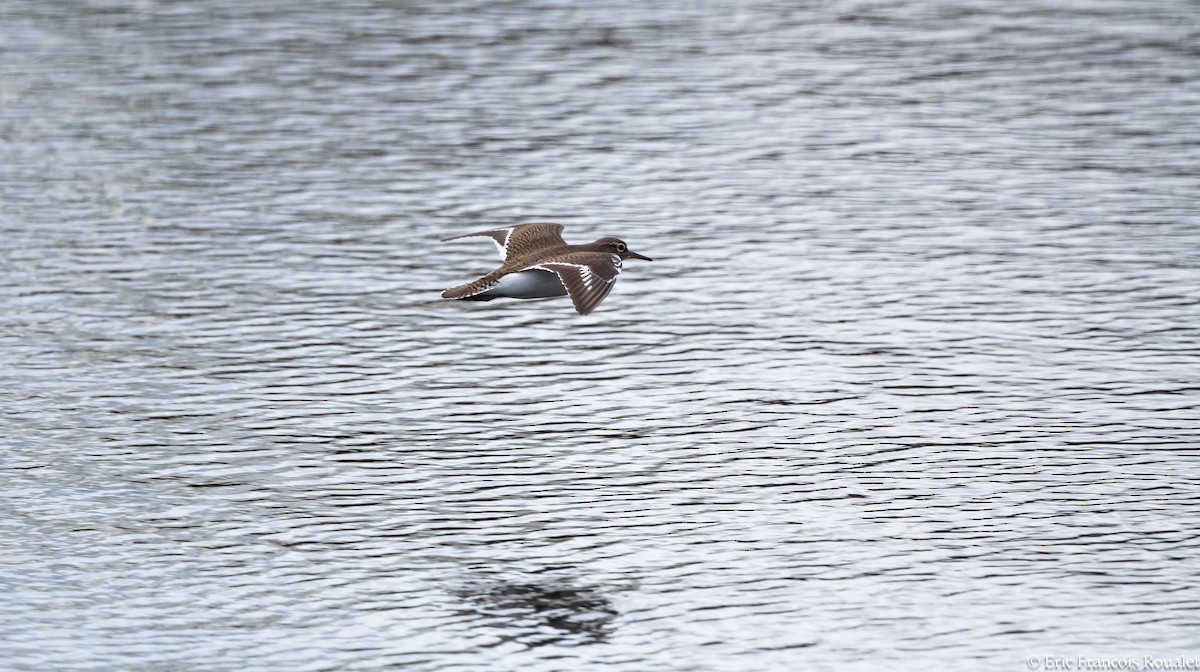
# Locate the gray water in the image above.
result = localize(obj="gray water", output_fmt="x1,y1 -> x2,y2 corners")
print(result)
2,0 -> 1199,670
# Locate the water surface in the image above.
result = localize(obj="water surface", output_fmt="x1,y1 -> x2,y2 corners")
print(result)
2,0 -> 1199,669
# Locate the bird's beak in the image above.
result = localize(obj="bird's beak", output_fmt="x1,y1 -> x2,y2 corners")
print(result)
627,250 -> 653,261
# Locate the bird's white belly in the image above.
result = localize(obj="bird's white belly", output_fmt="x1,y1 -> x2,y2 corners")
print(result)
480,269 -> 568,299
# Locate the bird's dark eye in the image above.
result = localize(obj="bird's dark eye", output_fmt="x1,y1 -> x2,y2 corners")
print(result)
617,243 -> 627,252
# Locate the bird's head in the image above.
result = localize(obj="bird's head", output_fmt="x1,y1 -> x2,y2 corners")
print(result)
593,237 -> 652,261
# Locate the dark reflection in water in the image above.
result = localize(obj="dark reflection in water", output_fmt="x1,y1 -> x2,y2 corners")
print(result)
2,0 -> 1199,670
454,576 -> 618,647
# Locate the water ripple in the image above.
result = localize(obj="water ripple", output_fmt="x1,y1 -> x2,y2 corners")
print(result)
3,0 -> 1199,669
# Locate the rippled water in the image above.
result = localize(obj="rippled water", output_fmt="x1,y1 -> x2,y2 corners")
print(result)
3,0 -> 1199,669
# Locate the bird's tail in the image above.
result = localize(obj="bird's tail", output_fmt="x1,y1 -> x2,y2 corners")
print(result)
442,271 -> 503,300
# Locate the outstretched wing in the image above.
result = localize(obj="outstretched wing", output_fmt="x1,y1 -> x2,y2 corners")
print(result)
442,223 -> 566,262
534,252 -> 623,315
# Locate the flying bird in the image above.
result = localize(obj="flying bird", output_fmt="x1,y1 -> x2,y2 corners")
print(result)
441,223 -> 652,315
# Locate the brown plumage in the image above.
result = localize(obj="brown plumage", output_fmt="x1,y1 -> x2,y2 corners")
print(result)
441,223 -> 652,315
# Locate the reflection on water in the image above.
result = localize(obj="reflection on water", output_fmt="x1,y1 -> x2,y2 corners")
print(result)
2,0 -> 1199,669
453,576 -> 618,647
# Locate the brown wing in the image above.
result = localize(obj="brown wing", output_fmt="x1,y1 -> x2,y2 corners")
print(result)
442,227 -> 512,259
443,223 -> 566,263
535,252 -> 623,315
